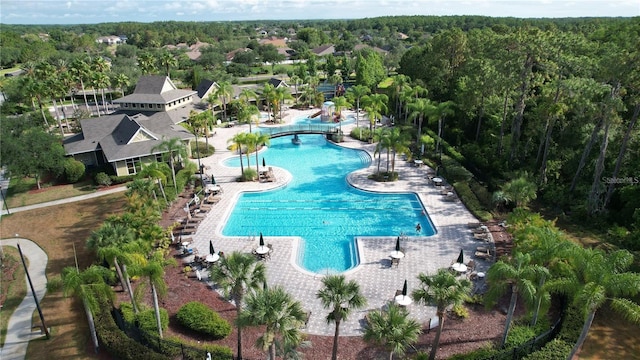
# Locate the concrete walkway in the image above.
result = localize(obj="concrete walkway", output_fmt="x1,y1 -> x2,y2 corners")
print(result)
0,238 -> 49,360
0,186 -> 127,216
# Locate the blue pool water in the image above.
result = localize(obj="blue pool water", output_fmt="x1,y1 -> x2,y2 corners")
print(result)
222,134 -> 435,273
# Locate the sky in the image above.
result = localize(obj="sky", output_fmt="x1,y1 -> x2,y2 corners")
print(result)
0,0 -> 638,25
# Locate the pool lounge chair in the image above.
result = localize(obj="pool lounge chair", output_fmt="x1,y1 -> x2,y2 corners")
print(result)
475,249 -> 492,260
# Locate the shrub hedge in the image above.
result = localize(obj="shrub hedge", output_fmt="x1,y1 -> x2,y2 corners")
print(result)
94,297 -> 170,360
176,301 -> 232,339
64,158 -> 86,183
120,302 -> 169,334
522,339 -> 572,360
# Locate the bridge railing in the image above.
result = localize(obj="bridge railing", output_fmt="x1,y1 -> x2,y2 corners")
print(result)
256,123 -> 339,137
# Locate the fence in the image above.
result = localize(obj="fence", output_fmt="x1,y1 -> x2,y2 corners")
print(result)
478,296 -> 567,360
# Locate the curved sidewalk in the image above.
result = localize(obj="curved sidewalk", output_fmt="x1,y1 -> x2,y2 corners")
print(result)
0,238 -> 49,360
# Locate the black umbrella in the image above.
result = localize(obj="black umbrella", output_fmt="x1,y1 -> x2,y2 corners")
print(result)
209,240 -> 215,255
456,249 -> 464,264
395,236 -> 401,252
259,232 -> 264,247
262,157 -> 266,167
402,279 -> 408,297
211,175 -> 216,185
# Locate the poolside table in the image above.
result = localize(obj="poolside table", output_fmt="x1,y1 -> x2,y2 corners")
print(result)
432,177 -> 443,186
390,251 -> 405,259
205,254 -> 220,263
452,262 -> 468,273
414,159 -> 424,167
255,246 -> 270,255
394,294 -> 413,306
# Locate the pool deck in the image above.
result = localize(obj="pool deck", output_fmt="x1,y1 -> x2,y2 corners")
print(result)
189,109 -> 491,336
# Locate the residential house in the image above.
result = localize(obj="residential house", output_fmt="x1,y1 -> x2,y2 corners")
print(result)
96,35 -> 123,45
353,44 -> 389,56
64,75 -> 198,176
311,44 -> 335,57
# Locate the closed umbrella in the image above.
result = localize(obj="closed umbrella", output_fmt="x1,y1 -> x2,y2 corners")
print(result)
209,240 -> 215,255
262,157 -> 266,167
402,279 -> 408,297
395,236 -> 401,252
456,249 -> 464,264
259,232 -> 264,247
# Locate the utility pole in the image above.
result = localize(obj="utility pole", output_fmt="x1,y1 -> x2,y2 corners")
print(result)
17,243 -> 50,339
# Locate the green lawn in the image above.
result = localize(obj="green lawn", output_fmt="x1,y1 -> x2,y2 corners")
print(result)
0,246 -> 27,347
5,177 -> 97,208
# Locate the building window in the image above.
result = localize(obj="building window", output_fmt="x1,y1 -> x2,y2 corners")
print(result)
155,154 -> 163,162
126,157 -> 142,175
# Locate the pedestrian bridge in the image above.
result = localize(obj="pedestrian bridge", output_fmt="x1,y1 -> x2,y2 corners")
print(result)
255,123 -> 342,139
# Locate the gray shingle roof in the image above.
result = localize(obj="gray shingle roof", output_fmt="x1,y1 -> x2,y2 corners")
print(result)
113,75 -> 196,105
64,112 -> 194,162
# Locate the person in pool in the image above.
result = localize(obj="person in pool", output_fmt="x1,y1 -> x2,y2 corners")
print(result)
416,223 -> 422,232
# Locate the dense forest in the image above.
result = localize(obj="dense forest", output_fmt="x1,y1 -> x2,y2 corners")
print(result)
1,15 -> 639,251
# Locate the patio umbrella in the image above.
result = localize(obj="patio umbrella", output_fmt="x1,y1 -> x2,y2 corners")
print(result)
402,279 -> 408,297
209,240 -> 215,255
262,157 -> 266,167
259,232 -> 264,247
395,236 -> 401,252
456,249 -> 464,264
211,175 -> 216,185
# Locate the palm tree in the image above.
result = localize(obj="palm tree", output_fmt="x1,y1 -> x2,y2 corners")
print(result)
485,252 -> 548,347
500,175 -> 538,208
362,93 -> 388,135
113,73 -> 130,97
216,81 -> 234,123
70,57 -> 91,112
137,162 -> 170,204
375,128 -> 392,174
388,127 -> 410,174
159,51 -> 177,76
432,101 -> 455,157
412,268 -> 472,360
251,132 -> 270,174
289,74 -> 302,105
363,304 -> 422,360
237,102 -> 260,132
137,52 -> 157,74
262,83 -> 277,119
228,132 -> 249,178
346,84 -> 370,135
316,274 -> 367,360
210,252 -> 266,360
61,265 -> 115,353
408,98 -> 435,155
86,222 -> 135,305
239,286 -> 307,360
274,86 -> 293,121
151,137 -> 188,190
564,248 -> 640,359
331,95 -> 351,134
132,249 -> 175,339
519,226 -> 573,326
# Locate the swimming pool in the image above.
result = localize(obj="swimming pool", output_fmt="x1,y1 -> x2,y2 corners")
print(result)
222,134 -> 436,273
